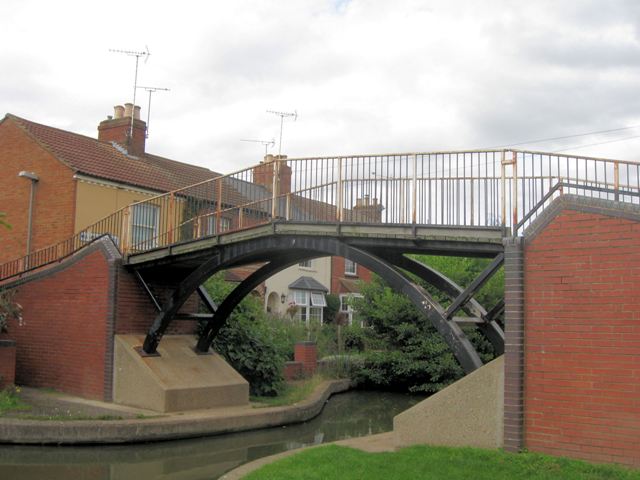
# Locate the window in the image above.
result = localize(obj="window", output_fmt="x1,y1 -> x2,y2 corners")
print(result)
132,203 -> 159,249
345,259 -> 357,276
299,259 -> 312,269
340,293 -> 364,325
293,290 -> 308,306
291,289 -> 325,325
206,215 -> 231,235
310,292 -> 327,307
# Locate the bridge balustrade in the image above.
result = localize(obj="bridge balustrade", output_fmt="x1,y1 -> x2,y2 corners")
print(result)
1,149 -> 639,281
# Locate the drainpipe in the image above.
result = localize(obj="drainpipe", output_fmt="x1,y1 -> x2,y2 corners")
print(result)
18,171 -> 39,261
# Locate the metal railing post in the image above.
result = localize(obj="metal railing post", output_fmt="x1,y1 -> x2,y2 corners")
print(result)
286,193 -> 291,221
271,160 -> 279,219
512,150 -> 518,228
121,206 -> 131,254
411,154 -> 417,224
500,151 -> 507,227
614,161 -> 620,201
167,193 -> 175,245
337,157 -> 344,222
216,178 -> 223,235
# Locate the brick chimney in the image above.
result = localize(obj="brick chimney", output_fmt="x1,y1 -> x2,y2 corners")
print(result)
253,154 -> 292,194
351,195 -> 384,223
98,103 -> 147,156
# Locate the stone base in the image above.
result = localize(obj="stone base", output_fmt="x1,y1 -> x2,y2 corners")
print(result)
394,356 -> 504,449
113,335 -> 249,412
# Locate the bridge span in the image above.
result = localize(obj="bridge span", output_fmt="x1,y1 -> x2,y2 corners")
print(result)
1,149 -> 639,373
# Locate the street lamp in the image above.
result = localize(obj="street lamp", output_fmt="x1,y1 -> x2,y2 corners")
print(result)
18,171 -> 39,261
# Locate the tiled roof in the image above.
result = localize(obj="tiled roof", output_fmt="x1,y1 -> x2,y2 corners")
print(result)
6,114 -> 220,193
339,278 -> 362,293
288,276 -> 329,292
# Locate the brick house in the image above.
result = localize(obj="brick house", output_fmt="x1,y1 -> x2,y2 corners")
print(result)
0,105 -> 372,321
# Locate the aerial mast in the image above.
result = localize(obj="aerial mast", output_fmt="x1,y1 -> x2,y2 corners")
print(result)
109,46 -> 151,142
266,109 -> 297,157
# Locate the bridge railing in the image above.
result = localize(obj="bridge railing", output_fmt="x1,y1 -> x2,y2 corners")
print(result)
1,149 -> 639,282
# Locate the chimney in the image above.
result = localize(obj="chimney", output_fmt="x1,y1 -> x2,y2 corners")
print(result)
253,154 -> 292,194
98,104 -> 147,156
351,195 -> 384,223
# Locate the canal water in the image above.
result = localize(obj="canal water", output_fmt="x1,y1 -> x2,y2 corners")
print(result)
0,390 -> 424,480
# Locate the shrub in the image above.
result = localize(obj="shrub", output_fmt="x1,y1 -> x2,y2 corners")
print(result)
200,274 -> 287,397
343,325 -> 366,352
350,274 -> 498,393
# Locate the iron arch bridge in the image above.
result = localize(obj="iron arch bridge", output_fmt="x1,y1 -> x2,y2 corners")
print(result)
129,223 -> 505,373
2,149 -> 639,373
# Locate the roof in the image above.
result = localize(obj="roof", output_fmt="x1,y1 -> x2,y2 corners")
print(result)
288,276 -> 329,292
5,114 -> 221,193
338,278 -> 362,294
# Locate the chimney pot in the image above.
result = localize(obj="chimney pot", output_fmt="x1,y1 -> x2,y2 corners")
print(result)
134,105 -> 141,120
124,103 -> 134,118
114,105 -> 125,119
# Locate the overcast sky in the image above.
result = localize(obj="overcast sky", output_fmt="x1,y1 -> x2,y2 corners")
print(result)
2,0 -> 640,173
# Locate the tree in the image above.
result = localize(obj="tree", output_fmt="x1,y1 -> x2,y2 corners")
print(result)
350,255 -> 503,394
200,273 -> 288,396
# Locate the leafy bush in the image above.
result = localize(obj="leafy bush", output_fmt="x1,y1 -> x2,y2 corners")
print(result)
350,273 -> 498,393
200,274 -> 287,397
343,325 -> 366,352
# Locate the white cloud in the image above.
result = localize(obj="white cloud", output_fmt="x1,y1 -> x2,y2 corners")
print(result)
2,0 -> 640,172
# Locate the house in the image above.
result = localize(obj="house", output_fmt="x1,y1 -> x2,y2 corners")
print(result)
0,104 -> 372,322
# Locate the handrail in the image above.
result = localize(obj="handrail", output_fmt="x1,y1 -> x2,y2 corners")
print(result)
512,181 -> 640,236
1,149 -> 639,283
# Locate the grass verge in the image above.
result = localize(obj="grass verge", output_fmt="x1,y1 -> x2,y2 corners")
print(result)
243,444 -> 639,480
251,375 -> 325,408
0,386 -> 30,416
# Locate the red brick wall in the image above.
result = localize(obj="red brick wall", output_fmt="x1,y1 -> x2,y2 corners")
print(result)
294,341 -> 317,376
524,209 -> 640,467
0,118 -> 76,264
114,272 -> 198,336
8,248 -> 111,400
331,256 -> 373,294
0,341 -> 17,389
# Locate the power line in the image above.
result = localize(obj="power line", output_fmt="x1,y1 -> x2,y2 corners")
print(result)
484,124 -> 640,149
553,133 -> 640,153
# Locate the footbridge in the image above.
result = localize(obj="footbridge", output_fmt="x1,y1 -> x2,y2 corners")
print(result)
2,149 -> 639,373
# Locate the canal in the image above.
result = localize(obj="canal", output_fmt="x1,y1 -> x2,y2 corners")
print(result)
0,390 -> 424,480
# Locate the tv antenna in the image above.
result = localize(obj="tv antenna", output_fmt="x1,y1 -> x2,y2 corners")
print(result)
267,109 -> 297,156
240,138 -> 276,155
109,46 -> 151,141
136,85 -> 170,138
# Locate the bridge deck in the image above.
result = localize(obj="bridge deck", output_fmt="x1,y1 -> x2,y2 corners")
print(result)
125,222 -> 505,268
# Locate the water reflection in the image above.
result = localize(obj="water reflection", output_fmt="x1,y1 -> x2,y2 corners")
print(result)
0,390 -> 424,480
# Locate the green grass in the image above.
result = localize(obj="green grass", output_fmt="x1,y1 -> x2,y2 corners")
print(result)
251,376 -> 325,408
244,444 -> 639,480
0,386 -> 30,416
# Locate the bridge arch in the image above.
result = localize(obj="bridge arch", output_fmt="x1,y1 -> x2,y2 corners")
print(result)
141,235 -> 501,373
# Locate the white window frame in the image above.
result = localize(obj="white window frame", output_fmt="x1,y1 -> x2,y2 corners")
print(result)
339,293 -> 363,325
344,258 -> 357,276
291,289 -> 325,325
310,292 -> 327,307
132,203 -> 160,249
293,290 -> 308,306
